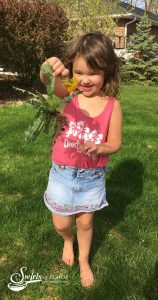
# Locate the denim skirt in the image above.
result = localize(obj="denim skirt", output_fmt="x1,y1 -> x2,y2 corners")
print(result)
44,162 -> 108,216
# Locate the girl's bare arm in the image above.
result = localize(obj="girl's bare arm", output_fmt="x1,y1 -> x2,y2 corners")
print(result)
98,100 -> 122,155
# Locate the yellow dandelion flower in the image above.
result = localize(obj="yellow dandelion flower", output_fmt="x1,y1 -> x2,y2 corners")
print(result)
62,76 -> 78,92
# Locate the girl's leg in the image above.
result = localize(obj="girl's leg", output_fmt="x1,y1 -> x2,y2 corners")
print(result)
75,212 -> 94,287
52,213 -> 74,266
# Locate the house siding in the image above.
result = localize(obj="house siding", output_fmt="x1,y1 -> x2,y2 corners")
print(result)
112,19 -> 126,48
151,25 -> 158,43
112,18 -> 158,49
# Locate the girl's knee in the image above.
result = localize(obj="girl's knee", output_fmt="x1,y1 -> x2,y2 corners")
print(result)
76,221 -> 93,230
76,213 -> 94,230
52,213 -> 72,232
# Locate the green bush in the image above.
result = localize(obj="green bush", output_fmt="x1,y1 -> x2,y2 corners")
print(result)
0,0 -> 68,85
121,57 -> 158,85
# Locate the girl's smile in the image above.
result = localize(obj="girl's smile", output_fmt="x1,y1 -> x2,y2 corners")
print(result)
80,84 -> 94,92
73,56 -> 105,97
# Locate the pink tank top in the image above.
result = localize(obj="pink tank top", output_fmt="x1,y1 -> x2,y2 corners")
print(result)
52,95 -> 115,168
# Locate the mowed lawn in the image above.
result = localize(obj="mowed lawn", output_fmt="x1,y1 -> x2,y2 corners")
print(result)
0,85 -> 158,300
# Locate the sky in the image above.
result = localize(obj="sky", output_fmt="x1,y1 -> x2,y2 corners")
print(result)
137,1 -> 145,8
123,1 -> 145,8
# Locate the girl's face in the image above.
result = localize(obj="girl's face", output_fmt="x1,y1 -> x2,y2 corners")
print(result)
73,56 -> 105,97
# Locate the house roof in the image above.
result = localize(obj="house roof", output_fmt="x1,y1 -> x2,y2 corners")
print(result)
112,2 -> 158,26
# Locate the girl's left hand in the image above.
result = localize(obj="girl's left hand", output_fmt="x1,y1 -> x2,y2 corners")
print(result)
77,141 -> 101,156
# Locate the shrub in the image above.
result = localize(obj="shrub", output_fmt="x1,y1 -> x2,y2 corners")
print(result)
0,0 -> 68,85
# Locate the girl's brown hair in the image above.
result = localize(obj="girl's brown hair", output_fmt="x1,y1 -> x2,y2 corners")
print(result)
64,32 -> 120,96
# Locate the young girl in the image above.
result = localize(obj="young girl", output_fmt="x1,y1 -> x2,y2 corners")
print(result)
40,32 -> 122,288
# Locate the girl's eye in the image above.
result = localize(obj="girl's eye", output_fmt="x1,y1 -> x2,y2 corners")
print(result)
90,72 -> 100,75
75,71 -> 82,75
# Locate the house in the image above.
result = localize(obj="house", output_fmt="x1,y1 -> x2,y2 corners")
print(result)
111,2 -> 158,49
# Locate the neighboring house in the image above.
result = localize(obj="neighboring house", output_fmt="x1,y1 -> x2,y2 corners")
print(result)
111,2 -> 158,49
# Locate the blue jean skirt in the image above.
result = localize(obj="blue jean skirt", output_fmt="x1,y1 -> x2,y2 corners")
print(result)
44,162 -> 108,216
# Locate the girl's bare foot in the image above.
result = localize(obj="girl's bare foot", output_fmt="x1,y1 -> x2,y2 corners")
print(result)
62,237 -> 74,266
79,258 -> 94,287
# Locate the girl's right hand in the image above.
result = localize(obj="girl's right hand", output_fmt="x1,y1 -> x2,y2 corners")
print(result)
40,57 -> 70,97
43,57 -> 69,77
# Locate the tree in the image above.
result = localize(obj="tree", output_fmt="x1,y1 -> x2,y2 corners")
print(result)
121,14 -> 158,83
122,0 -> 158,14
54,0 -> 119,41
147,0 -> 158,14
128,14 -> 158,60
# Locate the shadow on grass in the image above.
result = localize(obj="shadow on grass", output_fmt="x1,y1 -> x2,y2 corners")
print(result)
143,260 -> 158,300
57,158 -> 144,299
92,158 -> 144,257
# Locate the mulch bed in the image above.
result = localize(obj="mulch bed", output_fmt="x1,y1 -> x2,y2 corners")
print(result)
0,75 -> 45,105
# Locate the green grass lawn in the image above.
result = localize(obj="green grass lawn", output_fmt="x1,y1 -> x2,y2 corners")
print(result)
0,85 -> 158,300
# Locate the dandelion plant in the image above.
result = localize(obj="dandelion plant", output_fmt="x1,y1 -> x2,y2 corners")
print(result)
15,64 -> 81,143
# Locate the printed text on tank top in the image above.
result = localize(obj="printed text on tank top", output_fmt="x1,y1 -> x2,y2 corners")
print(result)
52,94 -> 115,168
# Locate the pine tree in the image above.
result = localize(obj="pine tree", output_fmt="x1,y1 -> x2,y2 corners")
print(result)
122,14 -> 158,84
128,14 -> 157,60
